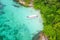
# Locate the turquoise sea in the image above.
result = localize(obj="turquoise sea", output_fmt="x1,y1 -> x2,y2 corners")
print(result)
0,0 -> 43,40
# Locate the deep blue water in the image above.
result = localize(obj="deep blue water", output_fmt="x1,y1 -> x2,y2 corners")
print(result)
0,0 -> 43,40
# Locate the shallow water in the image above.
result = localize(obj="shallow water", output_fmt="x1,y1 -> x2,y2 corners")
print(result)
0,0 -> 43,40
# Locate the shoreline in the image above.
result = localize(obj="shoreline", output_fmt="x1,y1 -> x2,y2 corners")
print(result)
15,0 -> 34,7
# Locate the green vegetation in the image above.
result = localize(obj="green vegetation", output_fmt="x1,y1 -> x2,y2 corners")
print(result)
24,0 -> 31,4
33,0 -> 60,40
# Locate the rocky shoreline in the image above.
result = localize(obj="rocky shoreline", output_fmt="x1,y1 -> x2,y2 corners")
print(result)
33,32 -> 48,40
15,0 -> 33,7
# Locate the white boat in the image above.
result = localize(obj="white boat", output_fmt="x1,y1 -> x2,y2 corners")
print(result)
27,15 -> 38,18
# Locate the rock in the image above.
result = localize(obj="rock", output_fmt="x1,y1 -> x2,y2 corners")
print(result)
32,32 -> 48,40
15,0 -> 33,7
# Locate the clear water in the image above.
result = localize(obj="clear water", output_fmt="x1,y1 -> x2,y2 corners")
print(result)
0,0 -> 43,40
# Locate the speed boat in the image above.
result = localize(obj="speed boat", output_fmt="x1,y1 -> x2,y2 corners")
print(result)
27,15 -> 38,18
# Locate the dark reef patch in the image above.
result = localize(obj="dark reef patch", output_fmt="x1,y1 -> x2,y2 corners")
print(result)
0,11 -> 5,15
0,2 -> 5,9
0,35 -> 3,40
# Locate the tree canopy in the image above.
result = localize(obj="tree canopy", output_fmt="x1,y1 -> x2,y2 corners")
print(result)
33,0 -> 60,40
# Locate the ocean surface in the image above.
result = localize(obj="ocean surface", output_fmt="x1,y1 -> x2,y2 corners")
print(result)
0,0 -> 43,40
